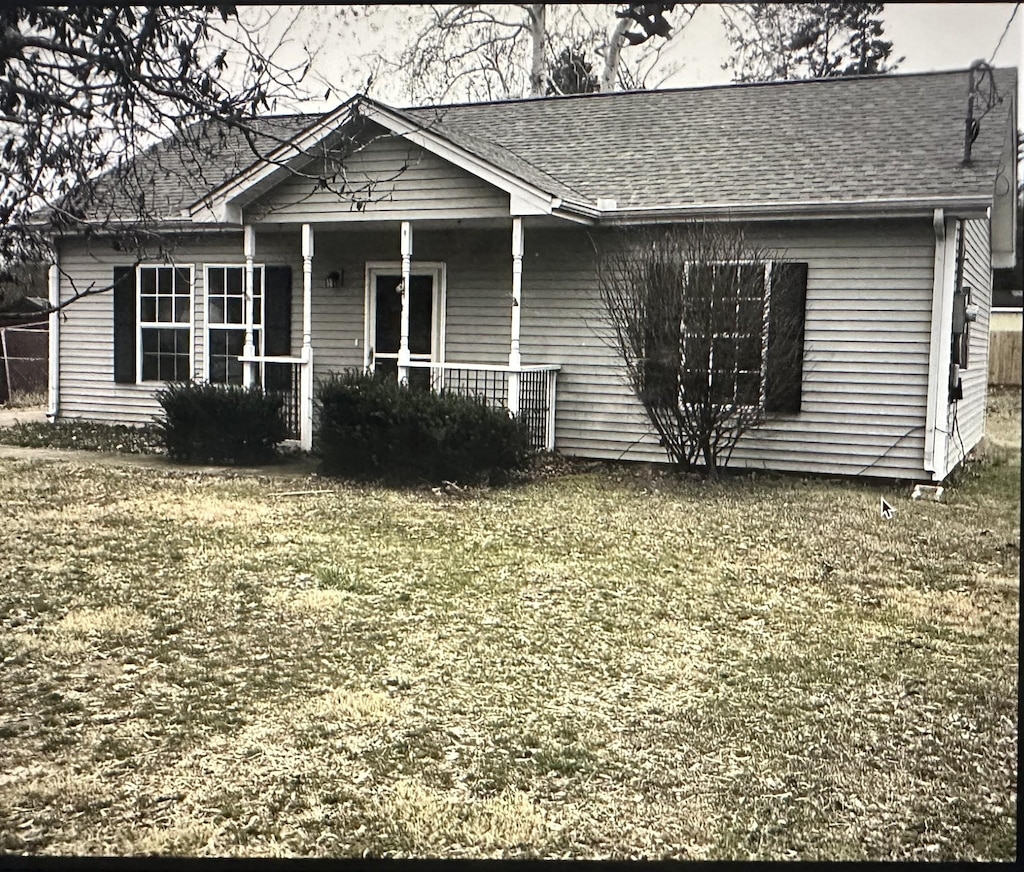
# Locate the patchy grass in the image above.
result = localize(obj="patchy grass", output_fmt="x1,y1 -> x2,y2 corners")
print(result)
0,395 -> 1018,859
0,420 -> 165,454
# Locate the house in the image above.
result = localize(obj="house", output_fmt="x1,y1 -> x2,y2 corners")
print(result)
45,66 -> 1018,481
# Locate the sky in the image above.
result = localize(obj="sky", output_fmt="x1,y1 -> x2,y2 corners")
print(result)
664,3 -> 1021,88
255,3 -> 1023,112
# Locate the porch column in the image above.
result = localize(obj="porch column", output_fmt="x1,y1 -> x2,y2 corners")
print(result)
300,223 -> 314,451
242,224 -> 256,386
398,220 -> 412,384
507,217 -> 524,416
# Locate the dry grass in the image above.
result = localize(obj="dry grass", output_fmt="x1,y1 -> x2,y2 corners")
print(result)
0,395 -> 1018,859
2,389 -> 47,409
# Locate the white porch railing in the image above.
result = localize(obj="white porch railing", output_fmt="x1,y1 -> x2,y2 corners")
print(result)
239,353 -> 309,447
407,361 -> 560,451
240,356 -> 559,453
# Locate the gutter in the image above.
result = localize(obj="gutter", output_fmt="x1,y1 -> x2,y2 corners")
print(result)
46,253 -> 60,421
598,195 -> 993,224
46,220 -> 246,239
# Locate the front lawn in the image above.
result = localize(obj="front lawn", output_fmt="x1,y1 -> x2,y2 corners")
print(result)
0,397 -> 1018,859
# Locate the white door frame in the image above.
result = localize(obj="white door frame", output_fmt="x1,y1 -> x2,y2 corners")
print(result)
364,261 -> 446,372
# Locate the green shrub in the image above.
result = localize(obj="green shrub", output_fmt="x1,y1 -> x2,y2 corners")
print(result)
316,369 -> 533,486
155,382 -> 288,465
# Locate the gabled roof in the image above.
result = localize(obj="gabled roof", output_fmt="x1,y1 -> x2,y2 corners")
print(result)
67,67 -> 1018,227
188,95 -> 595,222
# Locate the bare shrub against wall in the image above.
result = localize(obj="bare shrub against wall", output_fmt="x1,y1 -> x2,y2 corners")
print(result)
597,222 -> 807,479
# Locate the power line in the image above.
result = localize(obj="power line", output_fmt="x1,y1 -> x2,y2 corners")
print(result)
988,2 -> 1020,65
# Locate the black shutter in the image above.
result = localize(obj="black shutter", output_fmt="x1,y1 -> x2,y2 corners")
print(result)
764,261 -> 808,414
263,265 -> 292,392
112,266 -> 136,384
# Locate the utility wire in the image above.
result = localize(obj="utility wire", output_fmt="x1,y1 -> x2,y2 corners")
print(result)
988,3 -> 1020,65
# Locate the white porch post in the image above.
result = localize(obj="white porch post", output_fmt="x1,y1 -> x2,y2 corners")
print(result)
242,224 -> 256,386
507,217 -> 524,416
300,223 -> 315,451
398,220 -> 413,384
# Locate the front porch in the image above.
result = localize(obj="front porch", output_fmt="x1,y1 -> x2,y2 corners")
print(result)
235,220 -> 562,454
251,357 -> 559,452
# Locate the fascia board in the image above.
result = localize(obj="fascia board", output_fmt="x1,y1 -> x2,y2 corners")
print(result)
49,221 -> 245,240
190,202 -> 242,224
551,206 -> 598,225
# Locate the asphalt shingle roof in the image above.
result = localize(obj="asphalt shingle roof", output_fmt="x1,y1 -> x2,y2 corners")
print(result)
81,114 -> 315,222
76,67 -> 1017,223
403,67 -> 1016,211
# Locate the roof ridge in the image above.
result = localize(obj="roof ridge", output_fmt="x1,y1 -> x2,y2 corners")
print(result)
398,66 -> 1013,112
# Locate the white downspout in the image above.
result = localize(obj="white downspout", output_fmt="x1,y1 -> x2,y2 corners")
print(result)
924,208 -> 956,481
46,256 -> 60,420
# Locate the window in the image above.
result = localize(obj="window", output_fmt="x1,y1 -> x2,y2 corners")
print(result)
138,265 -> 192,382
680,262 -> 770,407
638,259 -> 807,415
205,265 -> 264,385
113,263 -> 291,388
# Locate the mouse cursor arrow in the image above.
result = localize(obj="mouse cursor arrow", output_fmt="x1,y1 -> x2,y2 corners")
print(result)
880,497 -> 895,520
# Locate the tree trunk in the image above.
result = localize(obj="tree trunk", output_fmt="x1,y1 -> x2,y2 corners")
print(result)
600,16 -> 631,91
702,439 -> 719,481
528,4 -> 546,96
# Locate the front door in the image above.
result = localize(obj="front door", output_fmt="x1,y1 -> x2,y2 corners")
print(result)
366,265 -> 444,389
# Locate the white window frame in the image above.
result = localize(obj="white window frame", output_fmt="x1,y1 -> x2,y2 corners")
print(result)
679,260 -> 773,409
364,261 -> 447,372
203,263 -> 267,385
136,264 -> 195,384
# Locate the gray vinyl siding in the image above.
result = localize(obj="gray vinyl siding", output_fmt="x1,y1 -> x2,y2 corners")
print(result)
245,136 -> 510,224
520,220 -> 937,479
56,232 -> 303,425
946,217 -> 992,472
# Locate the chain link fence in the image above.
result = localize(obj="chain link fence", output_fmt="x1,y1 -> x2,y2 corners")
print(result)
0,320 -> 48,405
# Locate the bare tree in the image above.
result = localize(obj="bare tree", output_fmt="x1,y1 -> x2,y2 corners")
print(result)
373,4 -> 696,105
721,3 -> 901,83
0,6 -> 414,317
597,223 -> 803,480
0,5 -> 323,268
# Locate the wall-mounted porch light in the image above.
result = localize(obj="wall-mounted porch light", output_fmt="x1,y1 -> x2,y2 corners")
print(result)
324,270 -> 343,289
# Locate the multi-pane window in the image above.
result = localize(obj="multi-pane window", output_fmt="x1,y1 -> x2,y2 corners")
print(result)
139,266 -> 192,382
206,265 -> 263,384
680,262 -> 770,406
